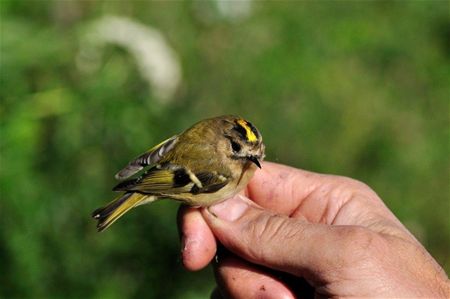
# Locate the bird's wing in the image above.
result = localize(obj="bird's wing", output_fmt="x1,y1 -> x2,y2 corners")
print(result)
113,165 -> 230,196
115,135 -> 179,180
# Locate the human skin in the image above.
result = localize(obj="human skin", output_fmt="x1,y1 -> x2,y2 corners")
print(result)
177,162 -> 450,298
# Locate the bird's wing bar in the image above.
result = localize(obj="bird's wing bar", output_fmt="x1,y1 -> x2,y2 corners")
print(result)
114,135 -> 178,180
113,166 -> 230,196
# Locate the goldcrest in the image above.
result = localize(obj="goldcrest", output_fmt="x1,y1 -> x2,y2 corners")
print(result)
92,115 -> 265,231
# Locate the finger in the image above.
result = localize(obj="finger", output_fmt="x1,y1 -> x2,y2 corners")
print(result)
251,163 -> 408,242
202,195 -> 374,283
246,161 -> 325,215
177,205 -> 216,271
214,251 -> 297,299
248,162 -> 386,224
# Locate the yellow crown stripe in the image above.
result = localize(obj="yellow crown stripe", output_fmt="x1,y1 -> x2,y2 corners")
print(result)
237,119 -> 257,142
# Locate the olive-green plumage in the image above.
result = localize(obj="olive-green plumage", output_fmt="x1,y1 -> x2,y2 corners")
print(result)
92,115 -> 265,232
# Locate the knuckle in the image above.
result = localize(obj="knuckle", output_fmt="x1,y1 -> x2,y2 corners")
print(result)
332,176 -> 380,204
336,176 -> 374,193
243,213 -> 302,263
338,226 -> 384,263
243,214 -> 277,260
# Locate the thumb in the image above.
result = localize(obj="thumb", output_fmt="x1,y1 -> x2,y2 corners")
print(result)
202,194 -> 347,282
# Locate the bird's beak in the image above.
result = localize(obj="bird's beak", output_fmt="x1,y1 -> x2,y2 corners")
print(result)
247,156 -> 261,168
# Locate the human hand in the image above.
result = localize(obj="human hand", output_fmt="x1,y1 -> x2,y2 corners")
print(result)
178,162 -> 450,298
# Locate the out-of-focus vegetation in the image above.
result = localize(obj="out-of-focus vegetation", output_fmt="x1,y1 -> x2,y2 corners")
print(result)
1,1 -> 449,298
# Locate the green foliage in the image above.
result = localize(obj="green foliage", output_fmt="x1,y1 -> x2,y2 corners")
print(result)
1,1 -> 449,298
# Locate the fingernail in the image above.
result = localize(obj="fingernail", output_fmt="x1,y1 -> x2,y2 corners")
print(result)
208,195 -> 249,222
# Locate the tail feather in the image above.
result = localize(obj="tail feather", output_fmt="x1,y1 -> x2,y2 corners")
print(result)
92,193 -> 132,220
92,192 -> 148,232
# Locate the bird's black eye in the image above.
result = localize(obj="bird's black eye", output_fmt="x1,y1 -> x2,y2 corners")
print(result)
230,140 -> 241,152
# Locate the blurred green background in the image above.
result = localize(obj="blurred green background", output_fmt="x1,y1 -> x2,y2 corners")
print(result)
1,1 -> 449,298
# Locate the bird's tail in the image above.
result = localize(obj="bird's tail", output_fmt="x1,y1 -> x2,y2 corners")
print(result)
92,192 -> 152,232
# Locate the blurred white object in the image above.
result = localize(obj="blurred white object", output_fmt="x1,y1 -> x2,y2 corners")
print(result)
215,0 -> 253,20
78,16 -> 181,103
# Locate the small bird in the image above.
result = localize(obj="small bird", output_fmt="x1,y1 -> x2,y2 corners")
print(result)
92,115 -> 265,232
